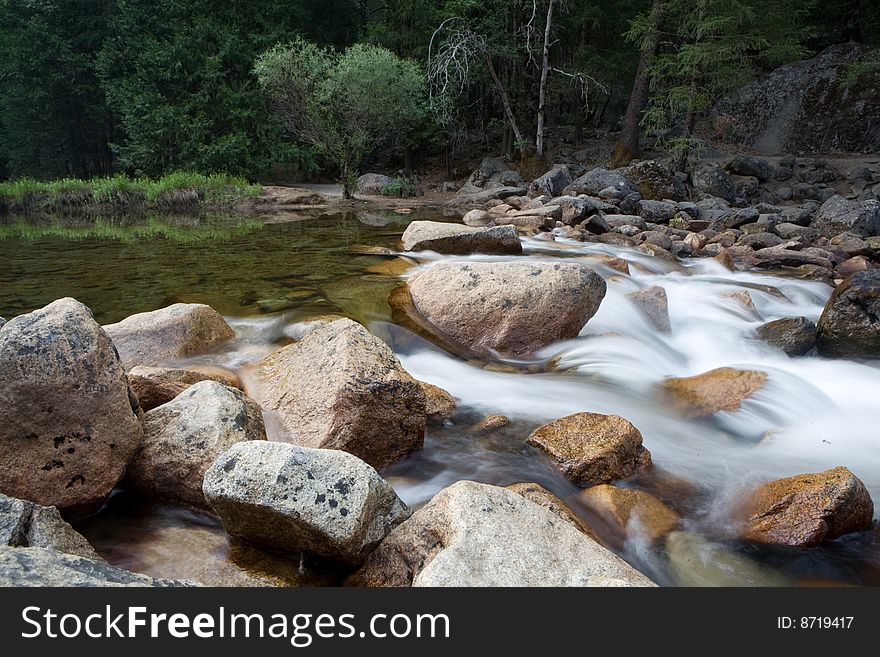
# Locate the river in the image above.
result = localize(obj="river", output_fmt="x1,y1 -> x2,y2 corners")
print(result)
2,210 -> 878,586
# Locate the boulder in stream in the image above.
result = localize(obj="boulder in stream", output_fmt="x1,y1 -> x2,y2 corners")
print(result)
104,303 -> 234,369
418,381 -> 457,420
665,531 -> 789,586
401,220 -> 522,255
816,270 -> 880,359
0,298 -> 143,515
627,286 -> 671,332
660,367 -> 767,418
738,466 -> 874,548
407,261 -> 606,358
128,364 -> 242,412
506,482 -> 599,541
579,484 -> 680,546
253,318 -> 426,470
203,441 -> 410,566
526,413 -> 651,487
755,317 -> 817,356
126,381 -> 266,509
348,480 -> 655,587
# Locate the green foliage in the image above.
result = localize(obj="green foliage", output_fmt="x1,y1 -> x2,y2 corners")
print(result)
255,39 -> 427,198
839,49 -> 880,89
0,173 -> 261,214
381,177 -> 420,198
0,216 -> 263,243
636,0 -> 815,166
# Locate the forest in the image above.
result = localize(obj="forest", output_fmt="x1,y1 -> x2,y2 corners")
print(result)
1,0 -> 878,184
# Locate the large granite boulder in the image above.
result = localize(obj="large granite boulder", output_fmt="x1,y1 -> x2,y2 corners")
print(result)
811,196 -> 880,238
0,492 -> 99,559
104,303 -> 234,369
565,167 -> 637,197
252,318 -> 426,469
755,317 -> 817,356
355,173 -> 394,195
203,441 -> 410,566
401,221 -> 522,255
348,481 -> 655,587
620,160 -> 687,201
406,261 -> 606,358
128,364 -> 242,412
125,381 -> 266,509
0,298 -> 143,515
532,164 -> 573,197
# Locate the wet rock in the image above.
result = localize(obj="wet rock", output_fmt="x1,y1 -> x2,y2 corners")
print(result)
348,481 -> 655,587
526,413 -> 651,487
407,261 -> 606,358
461,209 -> 492,227
660,367 -> 767,418
665,532 -> 789,587
637,231 -> 674,251
401,221 -> 522,255
565,167 -> 637,197
620,160 -> 687,201
481,414 -> 510,430
812,196 -> 880,237
816,270 -> 880,359
756,317 -> 817,356
637,243 -> 678,262
363,258 -> 415,277
253,318 -> 426,469
203,441 -> 410,566
128,365 -> 242,412
627,286 -> 671,332
355,173 -> 394,195
0,493 -> 99,559
0,298 -> 143,515
104,303 -> 235,369
507,482 -> 598,540
492,214 -> 553,231
0,546 -> 195,587
692,165 -> 736,202
532,164 -> 573,196
579,485 -> 679,545
126,381 -> 266,509
418,381 -> 456,420
738,466 -> 874,548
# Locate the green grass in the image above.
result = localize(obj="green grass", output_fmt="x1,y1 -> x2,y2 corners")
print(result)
0,216 -> 264,243
0,172 -> 262,214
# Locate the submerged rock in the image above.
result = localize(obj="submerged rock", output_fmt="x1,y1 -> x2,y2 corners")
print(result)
104,303 -> 234,369
0,298 -> 143,515
526,413 -> 651,487
253,318 -> 426,469
0,546 -> 195,587
0,493 -> 99,559
816,270 -> 880,359
579,485 -> 679,546
738,466 -> 874,548
665,532 -> 789,587
348,481 -> 655,587
401,220 -> 521,255
203,441 -> 410,566
627,286 -> 671,332
126,381 -> 266,509
755,317 -> 817,356
407,261 -> 606,358
128,364 -> 242,412
660,367 -> 767,418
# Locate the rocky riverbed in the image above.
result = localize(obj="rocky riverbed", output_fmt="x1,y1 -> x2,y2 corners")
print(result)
1,194 -> 879,586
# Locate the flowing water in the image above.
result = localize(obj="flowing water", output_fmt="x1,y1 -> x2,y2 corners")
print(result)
2,210 -> 879,586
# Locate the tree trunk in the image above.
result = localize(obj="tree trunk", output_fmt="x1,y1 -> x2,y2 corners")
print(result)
535,0 -> 556,158
611,0 -> 665,168
485,53 -> 524,148
403,146 -> 413,175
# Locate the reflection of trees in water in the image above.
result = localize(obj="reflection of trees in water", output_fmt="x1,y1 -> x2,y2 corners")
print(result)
0,214 -> 265,243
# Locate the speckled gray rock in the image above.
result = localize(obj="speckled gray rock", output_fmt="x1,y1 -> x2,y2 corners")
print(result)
565,168 -> 636,197
253,319 -> 426,470
0,317 -> 6,329
817,270 -> 880,358
203,441 -> 410,566
407,261 -> 606,357
128,364 -> 242,411
811,196 -> 880,238
0,546 -> 196,587
0,493 -> 100,559
349,481 -> 655,587
401,221 -> 522,255
0,298 -> 143,515
532,164 -> 573,196
103,303 -> 234,369
125,381 -> 266,509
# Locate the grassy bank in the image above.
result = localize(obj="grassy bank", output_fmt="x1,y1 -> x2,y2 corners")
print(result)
0,173 -> 262,216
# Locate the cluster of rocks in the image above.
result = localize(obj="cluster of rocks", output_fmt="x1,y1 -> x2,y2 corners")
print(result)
450,156 -> 880,285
